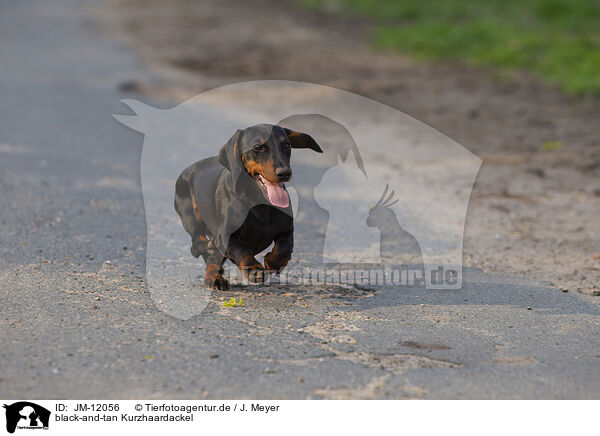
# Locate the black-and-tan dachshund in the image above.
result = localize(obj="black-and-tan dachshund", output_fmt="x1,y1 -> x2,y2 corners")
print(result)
175,124 -> 322,290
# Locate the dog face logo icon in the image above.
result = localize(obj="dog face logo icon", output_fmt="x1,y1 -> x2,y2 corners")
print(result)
3,402 -> 50,434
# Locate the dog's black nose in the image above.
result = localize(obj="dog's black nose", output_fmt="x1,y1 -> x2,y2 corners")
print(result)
275,167 -> 292,181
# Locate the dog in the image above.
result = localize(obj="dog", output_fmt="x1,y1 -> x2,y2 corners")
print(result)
175,124 -> 322,290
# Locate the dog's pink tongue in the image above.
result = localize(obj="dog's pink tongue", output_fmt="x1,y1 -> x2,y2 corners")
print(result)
263,178 -> 289,208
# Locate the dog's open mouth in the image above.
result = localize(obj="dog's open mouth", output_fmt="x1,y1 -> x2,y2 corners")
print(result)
256,174 -> 289,208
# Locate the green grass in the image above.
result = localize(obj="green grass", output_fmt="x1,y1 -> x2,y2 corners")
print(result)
303,0 -> 600,94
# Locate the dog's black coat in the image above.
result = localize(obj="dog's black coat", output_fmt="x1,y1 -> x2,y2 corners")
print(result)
175,124 -> 322,289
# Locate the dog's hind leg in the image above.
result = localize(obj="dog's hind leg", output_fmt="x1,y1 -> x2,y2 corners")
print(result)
175,174 -> 210,258
189,212 -> 210,259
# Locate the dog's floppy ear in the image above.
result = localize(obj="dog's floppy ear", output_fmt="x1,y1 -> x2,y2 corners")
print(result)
218,129 -> 248,194
283,128 -> 323,153
218,129 -> 242,171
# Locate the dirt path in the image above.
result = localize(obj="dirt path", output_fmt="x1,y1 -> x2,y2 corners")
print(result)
96,0 -> 600,294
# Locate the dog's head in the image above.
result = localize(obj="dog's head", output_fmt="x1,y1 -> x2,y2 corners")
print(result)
219,124 -> 322,207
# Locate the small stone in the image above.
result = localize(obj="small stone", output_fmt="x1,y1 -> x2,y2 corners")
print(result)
209,354 -> 219,359
580,289 -> 600,296
119,80 -> 140,92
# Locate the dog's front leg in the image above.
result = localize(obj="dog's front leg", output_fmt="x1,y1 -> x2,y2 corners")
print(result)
227,234 -> 267,284
265,231 -> 293,272
204,246 -> 228,291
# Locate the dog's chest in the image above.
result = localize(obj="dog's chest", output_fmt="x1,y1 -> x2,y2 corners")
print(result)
236,205 -> 292,252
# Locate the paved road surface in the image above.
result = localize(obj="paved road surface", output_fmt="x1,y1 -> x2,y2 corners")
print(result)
1,0 -> 600,399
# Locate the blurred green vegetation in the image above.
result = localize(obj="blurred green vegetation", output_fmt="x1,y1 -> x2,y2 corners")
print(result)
303,0 -> 600,94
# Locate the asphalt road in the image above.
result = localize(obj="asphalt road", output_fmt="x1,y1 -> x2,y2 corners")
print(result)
1,0 -> 600,399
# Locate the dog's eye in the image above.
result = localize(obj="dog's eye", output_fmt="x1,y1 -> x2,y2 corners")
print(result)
282,143 -> 291,150
253,144 -> 265,152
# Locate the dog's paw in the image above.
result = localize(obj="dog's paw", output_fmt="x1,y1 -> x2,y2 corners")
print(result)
264,251 -> 289,272
239,255 -> 268,284
204,263 -> 228,290
246,268 -> 268,284
239,256 -> 267,284
244,264 -> 267,284
204,274 -> 229,291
